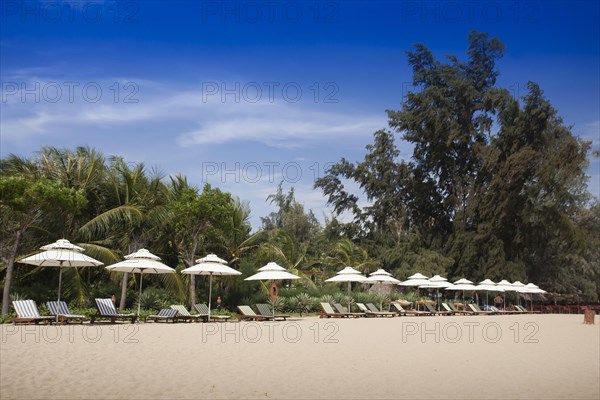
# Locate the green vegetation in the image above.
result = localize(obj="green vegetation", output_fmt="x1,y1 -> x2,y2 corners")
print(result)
1,32 -> 598,317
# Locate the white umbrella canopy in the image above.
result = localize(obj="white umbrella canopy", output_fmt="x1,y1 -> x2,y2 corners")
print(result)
445,279 -> 477,308
106,249 -> 175,315
453,278 -> 473,285
521,283 -> 547,311
364,269 -> 401,310
398,273 -> 431,310
19,239 -> 103,301
523,283 -> 547,294
245,262 -> 302,281
420,277 -> 452,309
496,279 -> 515,290
181,254 -> 241,320
511,281 -> 526,305
325,266 -> 367,312
365,269 -> 400,284
494,280 -> 517,309
407,272 -> 429,280
475,279 -> 504,307
245,262 -> 301,316
40,239 -> 85,251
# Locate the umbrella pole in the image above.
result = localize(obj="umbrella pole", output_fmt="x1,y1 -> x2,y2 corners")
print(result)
348,281 -> 351,313
208,274 -> 213,321
137,272 -> 143,316
57,264 -> 63,302
416,288 -> 419,311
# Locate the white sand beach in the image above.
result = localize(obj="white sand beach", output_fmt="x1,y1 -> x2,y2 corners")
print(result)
1,314 -> 598,400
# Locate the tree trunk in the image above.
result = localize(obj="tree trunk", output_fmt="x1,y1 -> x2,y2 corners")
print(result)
119,272 -> 129,310
2,230 -> 23,315
189,274 -> 196,310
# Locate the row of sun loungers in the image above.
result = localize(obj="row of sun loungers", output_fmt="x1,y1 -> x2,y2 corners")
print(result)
236,304 -> 290,321
11,299 -> 538,324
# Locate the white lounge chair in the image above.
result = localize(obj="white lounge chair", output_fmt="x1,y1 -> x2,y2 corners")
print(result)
47,301 -> 87,324
91,298 -> 137,323
12,300 -> 54,325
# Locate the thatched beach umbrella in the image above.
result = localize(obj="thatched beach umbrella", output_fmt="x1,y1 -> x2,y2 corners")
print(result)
181,254 -> 241,320
399,273 -> 430,310
106,249 -> 175,315
420,275 -> 452,310
364,269 -> 400,310
325,267 -> 367,313
445,278 -> 477,308
245,262 -> 301,316
495,280 -> 517,309
475,279 -> 505,309
19,239 -> 103,301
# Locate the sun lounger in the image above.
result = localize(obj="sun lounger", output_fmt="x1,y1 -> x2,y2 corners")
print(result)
12,300 -> 55,325
515,305 -> 539,313
91,298 -> 138,324
255,303 -> 289,321
194,303 -> 231,322
319,302 -> 349,318
357,302 -> 380,317
146,308 -> 179,323
488,305 -> 520,314
47,301 -> 87,324
333,303 -> 365,317
447,302 -> 473,314
441,303 -> 468,315
391,303 -> 427,315
365,303 -> 395,317
170,305 -> 204,322
424,303 -> 452,315
237,305 -> 273,321
468,303 -> 493,315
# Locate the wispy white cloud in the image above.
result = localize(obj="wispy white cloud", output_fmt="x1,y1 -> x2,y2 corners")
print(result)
1,77 -> 385,149
1,75 -> 388,227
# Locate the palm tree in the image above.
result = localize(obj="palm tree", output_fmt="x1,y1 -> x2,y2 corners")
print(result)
79,157 -> 171,309
259,230 -> 317,289
1,148 -> 107,312
325,238 -> 378,274
219,198 -> 263,267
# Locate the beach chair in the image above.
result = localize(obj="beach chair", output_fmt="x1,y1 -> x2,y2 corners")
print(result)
319,302 -> 348,318
365,303 -> 395,317
424,303 -> 452,315
146,308 -> 179,323
46,301 -> 87,324
516,305 -> 539,314
237,305 -> 273,321
170,305 -> 204,322
12,300 -> 55,325
91,298 -> 138,324
255,303 -> 289,321
468,304 -> 493,315
490,305 -> 522,315
391,303 -> 426,316
448,302 -> 474,315
356,302 -> 378,317
194,304 -> 231,322
441,303 -> 467,315
333,303 -> 365,318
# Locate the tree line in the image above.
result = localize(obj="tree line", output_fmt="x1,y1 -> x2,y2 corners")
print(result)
1,32 -> 598,315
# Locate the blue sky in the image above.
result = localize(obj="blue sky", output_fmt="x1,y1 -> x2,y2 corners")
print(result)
1,0 -> 599,228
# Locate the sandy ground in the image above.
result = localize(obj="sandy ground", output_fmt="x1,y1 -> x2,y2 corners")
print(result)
1,314 -> 598,400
